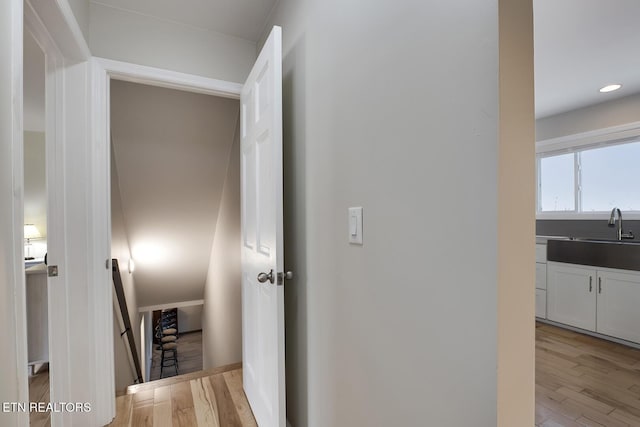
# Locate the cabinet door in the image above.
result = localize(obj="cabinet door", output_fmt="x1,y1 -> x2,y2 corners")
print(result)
547,263 -> 597,331
535,289 -> 546,319
536,263 -> 547,290
596,269 -> 640,344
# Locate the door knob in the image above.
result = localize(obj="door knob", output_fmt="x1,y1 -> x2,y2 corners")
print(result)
257,270 -> 274,284
277,271 -> 293,285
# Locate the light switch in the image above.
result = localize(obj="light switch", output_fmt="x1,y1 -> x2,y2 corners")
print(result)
348,207 -> 363,245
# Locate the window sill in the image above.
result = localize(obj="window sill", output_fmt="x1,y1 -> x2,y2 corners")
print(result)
537,212 -> 640,221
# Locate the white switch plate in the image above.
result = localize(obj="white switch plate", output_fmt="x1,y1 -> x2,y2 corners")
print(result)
348,207 -> 363,245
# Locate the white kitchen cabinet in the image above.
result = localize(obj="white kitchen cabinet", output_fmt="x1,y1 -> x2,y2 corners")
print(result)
535,244 -> 547,263
547,262 -> 597,331
535,289 -> 547,319
596,269 -> 640,344
536,263 -> 547,290
26,264 -> 48,364
535,243 -> 548,319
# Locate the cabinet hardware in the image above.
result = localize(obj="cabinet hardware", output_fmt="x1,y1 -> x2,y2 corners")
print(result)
589,276 -> 593,292
599,277 -> 602,294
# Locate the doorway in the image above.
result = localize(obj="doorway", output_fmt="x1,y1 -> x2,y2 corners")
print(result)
23,25 -> 50,427
107,77 -> 242,392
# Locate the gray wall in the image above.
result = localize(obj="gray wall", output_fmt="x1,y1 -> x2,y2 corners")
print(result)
66,0 -> 89,43
24,131 -> 47,254
536,91 -> 640,238
89,2 -> 256,83
261,0 -> 534,425
177,305 -> 203,333
536,92 -> 640,141
202,121 -> 242,370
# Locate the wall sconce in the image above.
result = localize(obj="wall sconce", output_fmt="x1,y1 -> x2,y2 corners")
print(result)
128,258 -> 135,274
24,224 -> 41,260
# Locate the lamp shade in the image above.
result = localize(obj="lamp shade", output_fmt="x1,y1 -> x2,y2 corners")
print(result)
24,224 -> 41,240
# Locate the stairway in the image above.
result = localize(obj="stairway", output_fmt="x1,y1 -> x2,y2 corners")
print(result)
109,363 -> 257,427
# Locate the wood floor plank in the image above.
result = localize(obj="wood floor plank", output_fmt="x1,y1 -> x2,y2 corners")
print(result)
536,323 -> 640,427
152,401 -> 173,427
114,367 -> 256,426
128,362 -> 242,394
210,373 -> 243,427
171,381 -> 197,427
203,376 -> 221,426
131,404 -> 154,427
110,394 -> 134,427
133,389 -> 155,408
224,369 -> 258,427
190,377 -> 220,427
154,385 -> 172,404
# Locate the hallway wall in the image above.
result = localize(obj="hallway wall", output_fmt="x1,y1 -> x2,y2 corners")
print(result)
260,0 -> 534,425
202,120 -> 242,370
89,2 -> 255,83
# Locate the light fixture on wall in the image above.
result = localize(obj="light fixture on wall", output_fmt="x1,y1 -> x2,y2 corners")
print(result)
24,224 -> 41,260
128,258 -> 135,274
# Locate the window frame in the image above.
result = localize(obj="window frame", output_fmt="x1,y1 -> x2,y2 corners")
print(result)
536,121 -> 640,220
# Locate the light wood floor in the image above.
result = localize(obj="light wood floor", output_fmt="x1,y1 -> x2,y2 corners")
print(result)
150,330 -> 203,381
29,364 -> 50,427
536,322 -> 640,426
109,363 -> 256,427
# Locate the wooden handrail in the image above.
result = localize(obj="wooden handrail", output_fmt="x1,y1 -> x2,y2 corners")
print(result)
112,259 -> 143,384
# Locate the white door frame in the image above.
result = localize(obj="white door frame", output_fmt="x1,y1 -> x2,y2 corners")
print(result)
14,1 -> 114,425
92,55 -> 242,414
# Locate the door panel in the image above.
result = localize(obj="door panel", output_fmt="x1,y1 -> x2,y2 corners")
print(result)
547,263 -> 596,331
240,26 -> 285,427
596,269 -> 640,344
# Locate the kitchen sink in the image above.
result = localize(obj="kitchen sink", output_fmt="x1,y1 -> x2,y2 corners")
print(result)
547,238 -> 640,271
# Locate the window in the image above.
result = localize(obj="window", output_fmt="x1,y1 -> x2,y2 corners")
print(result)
537,139 -> 640,215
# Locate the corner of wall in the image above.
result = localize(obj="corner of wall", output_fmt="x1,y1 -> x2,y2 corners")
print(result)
202,114 -> 241,370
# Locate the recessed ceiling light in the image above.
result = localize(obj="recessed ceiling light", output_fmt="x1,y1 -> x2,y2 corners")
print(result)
599,84 -> 622,93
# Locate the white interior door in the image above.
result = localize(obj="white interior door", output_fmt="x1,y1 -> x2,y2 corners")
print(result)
240,26 -> 285,427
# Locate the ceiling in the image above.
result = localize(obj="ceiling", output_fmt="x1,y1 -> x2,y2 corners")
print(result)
90,0 -> 278,42
89,0 -> 640,119
534,0 -> 640,118
111,80 -> 239,306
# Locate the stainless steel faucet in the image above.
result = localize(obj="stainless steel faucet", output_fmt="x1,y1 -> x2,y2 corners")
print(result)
608,207 -> 634,240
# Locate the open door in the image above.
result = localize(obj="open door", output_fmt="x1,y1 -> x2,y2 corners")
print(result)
240,26 -> 286,427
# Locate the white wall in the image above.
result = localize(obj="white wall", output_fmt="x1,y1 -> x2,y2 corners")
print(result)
0,0 -> 29,425
24,131 -> 47,258
142,311 -> 152,381
536,92 -> 640,141
111,143 -> 140,391
261,0 -> 534,425
65,0 -> 89,44
110,81 -> 240,307
202,122 -> 241,370
177,305 -> 203,333
89,2 -> 256,83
